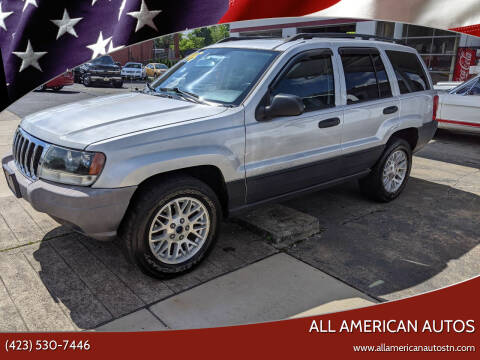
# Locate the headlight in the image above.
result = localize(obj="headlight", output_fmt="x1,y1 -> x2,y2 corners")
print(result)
38,146 -> 105,186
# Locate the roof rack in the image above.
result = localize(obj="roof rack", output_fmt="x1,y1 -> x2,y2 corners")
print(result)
216,36 -> 280,43
282,33 -> 403,44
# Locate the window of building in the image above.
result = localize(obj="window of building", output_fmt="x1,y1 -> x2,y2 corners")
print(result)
386,50 -> 431,94
401,25 -> 460,83
271,55 -> 335,111
238,29 -> 282,37
340,50 -> 392,104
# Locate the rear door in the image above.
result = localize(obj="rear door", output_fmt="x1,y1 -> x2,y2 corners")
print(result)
384,50 -> 434,133
245,49 -> 344,203
339,47 -> 399,176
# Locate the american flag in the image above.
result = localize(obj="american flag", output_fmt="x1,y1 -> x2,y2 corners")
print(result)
0,0 -> 230,109
0,0 -> 479,111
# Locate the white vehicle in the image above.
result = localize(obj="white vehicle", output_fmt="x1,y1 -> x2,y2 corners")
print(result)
433,81 -> 463,91
121,62 -> 145,80
437,75 -> 480,134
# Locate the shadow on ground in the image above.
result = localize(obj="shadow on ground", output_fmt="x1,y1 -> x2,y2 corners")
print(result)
32,222 -> 277,329
33,90 -> 81,95
29,172 -> 480,328
284,177 -> 480,300
416,130 -> 480,169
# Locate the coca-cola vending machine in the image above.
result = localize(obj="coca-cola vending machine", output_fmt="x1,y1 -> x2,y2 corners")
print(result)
453,47 -> 477,81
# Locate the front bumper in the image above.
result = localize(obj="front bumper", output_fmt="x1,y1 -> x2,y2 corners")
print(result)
2,154 -> 136,241
90,76 -> 122,83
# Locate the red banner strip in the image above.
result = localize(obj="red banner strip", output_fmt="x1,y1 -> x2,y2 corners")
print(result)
220,0 -> 341,23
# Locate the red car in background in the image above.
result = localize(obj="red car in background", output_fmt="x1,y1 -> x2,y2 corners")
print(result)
40,70 -> 74,91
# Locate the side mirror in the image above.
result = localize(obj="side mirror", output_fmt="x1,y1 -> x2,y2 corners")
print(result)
258,94 -> 305,120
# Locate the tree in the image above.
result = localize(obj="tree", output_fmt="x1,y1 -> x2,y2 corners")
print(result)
210,25 -> 230,43
157,25 -> 230,56
179,32 -> 205,52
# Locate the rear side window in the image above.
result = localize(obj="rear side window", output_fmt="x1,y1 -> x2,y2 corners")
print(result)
385,50 -> 431,94
271,55 -> 335,112
340,50 -> 392,104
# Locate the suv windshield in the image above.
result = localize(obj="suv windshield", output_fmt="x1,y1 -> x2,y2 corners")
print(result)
150,48 -> 278,105
91,56 -> 114,65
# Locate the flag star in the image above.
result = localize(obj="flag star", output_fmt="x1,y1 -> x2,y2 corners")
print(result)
12,40 -> 47,72
86,31 -> 111,59
127,0 -> 161,32
22,0 -> 37,12
91,0 -> 111,6
118,0 -> 126,20
51,9 -> 82,39
0,3 -> 13,31
107,40 -> 124,53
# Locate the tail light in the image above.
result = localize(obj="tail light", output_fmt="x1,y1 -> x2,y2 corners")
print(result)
432,95 -> 439,121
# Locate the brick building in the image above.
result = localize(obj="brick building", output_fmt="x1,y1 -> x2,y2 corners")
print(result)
110,39 -> 155,65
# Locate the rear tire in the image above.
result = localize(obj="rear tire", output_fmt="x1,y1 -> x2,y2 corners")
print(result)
120,175 -> 221,279
359,138 -> 412,202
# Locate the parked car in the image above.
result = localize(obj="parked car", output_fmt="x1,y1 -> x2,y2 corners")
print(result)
39,70 -> 74,91
433,81 -> 463,91
121,62 -> 146,80
2,34 -> 437,278
75,55 -> 123,88
145,63 -> 168,78
437,75 -> 480,134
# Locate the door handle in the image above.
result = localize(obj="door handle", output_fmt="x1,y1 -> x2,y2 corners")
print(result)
383,106 -> 398,115
318,117 -> 340,128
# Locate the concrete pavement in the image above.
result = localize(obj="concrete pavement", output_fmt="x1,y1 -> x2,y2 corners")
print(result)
0,87 -> 478,331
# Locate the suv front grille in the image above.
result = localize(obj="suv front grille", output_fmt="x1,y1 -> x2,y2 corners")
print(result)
12,128 -> 48,180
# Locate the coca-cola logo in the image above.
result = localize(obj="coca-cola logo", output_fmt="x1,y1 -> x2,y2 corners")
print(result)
455,49 -> 476,81
459,51 -> 472,70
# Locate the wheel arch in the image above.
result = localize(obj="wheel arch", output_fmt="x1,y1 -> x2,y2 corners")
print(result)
387,127 -> 419,151
129,165 -> 231,217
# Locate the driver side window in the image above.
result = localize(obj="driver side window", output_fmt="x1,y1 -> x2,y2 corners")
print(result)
271,55 -> 335,112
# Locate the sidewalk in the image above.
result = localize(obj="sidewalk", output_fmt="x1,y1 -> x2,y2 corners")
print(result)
96,253 -> 376,331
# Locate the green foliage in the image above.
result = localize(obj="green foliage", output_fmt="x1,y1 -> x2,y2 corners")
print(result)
179,33 -> 205,52
210,24 -> 230,43
178,25 -> 230,52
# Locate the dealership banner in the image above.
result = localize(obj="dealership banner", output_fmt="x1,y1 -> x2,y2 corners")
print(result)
1,0 -> 480,110
0,276 -> 478,358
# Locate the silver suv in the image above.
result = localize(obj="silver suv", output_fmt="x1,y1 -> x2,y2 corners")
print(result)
2,34 -> 438,278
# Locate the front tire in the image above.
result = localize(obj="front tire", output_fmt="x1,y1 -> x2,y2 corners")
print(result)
83,75 -> 91,87
120,175 -> 221,279
359,138 -> 412,202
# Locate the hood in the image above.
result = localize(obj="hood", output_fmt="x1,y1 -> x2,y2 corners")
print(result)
21,92 -> 228,149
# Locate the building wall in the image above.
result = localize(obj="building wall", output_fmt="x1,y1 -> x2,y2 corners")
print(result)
231,18 -> 479,82
110,40 -> 155,65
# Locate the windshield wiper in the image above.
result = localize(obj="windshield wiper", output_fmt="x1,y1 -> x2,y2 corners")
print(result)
159,87 -> 208,105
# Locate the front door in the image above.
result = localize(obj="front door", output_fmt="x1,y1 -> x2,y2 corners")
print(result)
245,50 -> 344,204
